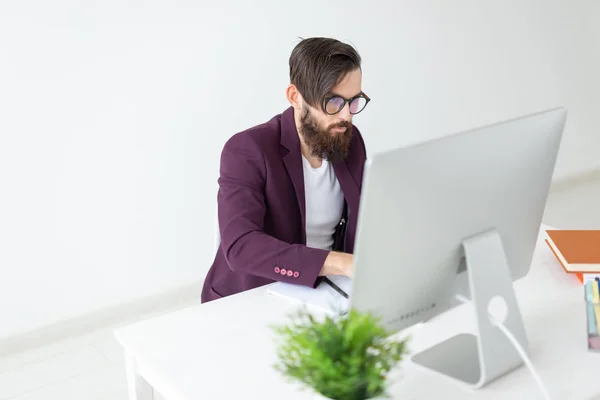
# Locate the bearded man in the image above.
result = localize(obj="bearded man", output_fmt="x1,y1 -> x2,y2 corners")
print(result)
201,37 -> 370,303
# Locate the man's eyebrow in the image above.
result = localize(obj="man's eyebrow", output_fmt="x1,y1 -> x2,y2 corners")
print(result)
328,91 -> 364,98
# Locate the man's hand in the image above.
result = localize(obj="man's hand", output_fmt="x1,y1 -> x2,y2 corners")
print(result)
320,251 -> 353,277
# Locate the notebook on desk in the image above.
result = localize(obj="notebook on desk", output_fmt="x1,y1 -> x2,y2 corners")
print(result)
266,276 -> 352,316
545,229 -> 600,283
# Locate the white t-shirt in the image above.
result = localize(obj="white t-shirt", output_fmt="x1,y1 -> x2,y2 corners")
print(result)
302,156 -> 344,250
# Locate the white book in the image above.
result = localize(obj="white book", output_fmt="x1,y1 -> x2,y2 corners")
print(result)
266,275 -> 352,316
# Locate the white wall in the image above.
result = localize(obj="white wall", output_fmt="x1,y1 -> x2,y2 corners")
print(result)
1,0 -> 598,340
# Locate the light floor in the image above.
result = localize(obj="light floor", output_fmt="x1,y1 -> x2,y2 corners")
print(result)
1,178 -> 599,400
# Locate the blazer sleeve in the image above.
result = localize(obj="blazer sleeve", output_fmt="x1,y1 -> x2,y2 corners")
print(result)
217,133 -> 329,288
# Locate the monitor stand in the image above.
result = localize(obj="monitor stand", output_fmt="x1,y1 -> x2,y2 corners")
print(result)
410,229 -> 529,389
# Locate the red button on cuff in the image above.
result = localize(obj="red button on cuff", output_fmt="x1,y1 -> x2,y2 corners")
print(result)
293,271 -> 299,278
286,270 -> 293,277
274,267 -> 280,273
280,269 -> 287,275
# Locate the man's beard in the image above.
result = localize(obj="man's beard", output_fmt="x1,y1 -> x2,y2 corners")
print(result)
299,107 -> 352,162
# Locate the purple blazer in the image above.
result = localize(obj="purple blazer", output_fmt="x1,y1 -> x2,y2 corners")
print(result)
200,106 -> 367,303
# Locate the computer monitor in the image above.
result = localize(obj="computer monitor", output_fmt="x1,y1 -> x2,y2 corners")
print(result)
349,107 -> 567,389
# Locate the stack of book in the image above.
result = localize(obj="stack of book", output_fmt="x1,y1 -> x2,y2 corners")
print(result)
545,230 -> 600,284
585,279 -> 600,351
545,229 -> 600,351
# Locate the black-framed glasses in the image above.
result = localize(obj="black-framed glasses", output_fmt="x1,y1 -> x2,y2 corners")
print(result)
322,93 -> 370,115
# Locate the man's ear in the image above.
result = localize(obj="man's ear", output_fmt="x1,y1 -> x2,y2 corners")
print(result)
285,84 -> 302,109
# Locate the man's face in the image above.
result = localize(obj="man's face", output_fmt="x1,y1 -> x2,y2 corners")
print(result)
298,68 -> 363,162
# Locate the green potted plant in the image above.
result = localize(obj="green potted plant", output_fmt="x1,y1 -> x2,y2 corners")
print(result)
272,307 -> 409,399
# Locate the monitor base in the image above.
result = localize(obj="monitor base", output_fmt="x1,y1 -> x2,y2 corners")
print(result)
411,229 -> 529,388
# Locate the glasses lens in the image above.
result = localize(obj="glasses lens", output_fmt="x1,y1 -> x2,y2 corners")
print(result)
349,97 -> 368,114
325,96 -> 345,114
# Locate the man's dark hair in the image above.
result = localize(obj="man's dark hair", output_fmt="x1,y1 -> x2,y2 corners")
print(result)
289,37 -> 361,109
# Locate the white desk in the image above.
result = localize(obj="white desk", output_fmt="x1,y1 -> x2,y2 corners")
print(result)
115,226 -> 600,400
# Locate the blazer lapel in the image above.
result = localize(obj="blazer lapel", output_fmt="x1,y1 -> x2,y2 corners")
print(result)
280,107 -> 307,244
332,159 -> 360,219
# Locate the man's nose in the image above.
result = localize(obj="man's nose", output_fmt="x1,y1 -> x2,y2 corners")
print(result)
338,102 -> 352,120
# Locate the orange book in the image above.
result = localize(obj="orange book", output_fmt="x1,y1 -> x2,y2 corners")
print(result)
545,230 -> 600,283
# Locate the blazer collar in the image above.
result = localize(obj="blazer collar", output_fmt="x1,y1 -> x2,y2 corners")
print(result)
280,106 -> 361,242
280,107 -> 307,243
280,106 -> 300,154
